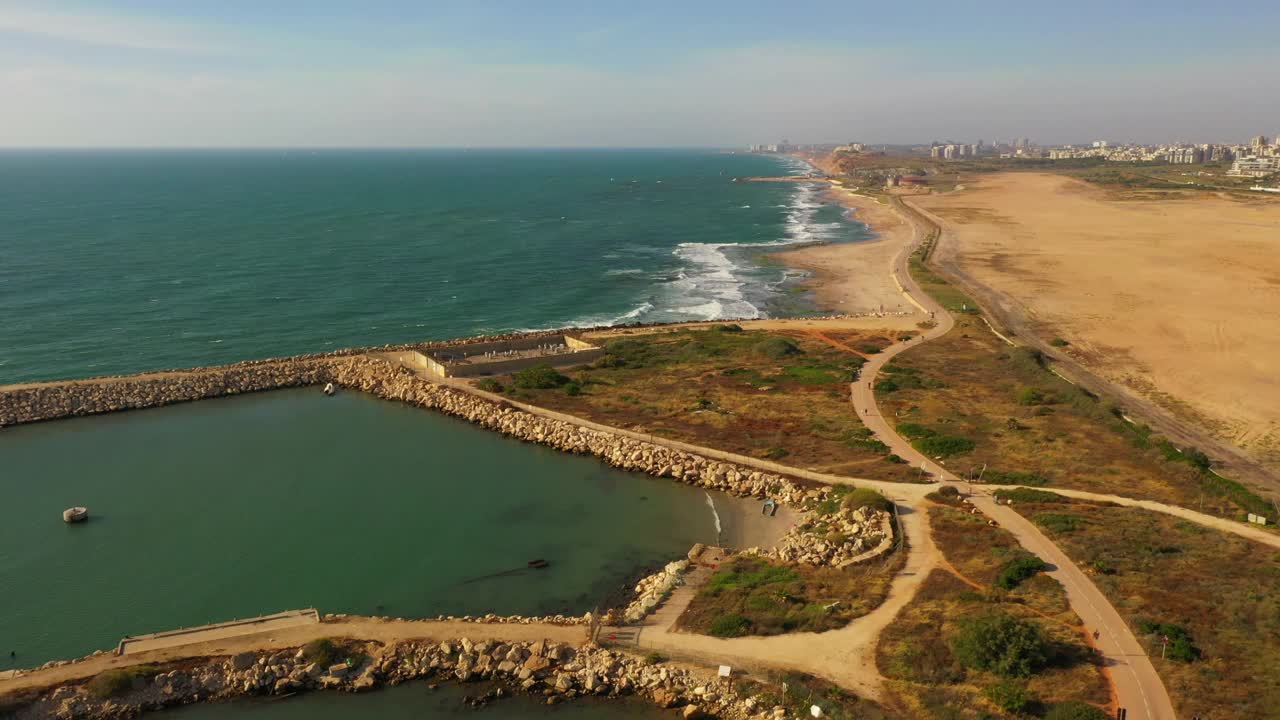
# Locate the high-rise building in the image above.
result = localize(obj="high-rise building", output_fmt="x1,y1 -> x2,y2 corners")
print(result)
1251,135 -> 1269,149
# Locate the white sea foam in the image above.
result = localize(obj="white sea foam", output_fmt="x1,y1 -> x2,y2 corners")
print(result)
704,492 -> 723,543
565,162 -> 853,328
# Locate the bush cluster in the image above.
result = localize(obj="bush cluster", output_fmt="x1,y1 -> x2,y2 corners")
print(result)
949,612 -> 1049,678
994,554 -> 1048,590
512,364 -> 570,389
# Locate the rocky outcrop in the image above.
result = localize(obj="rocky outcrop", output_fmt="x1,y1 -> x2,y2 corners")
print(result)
746,505 -> 893,567
10,640 -> 770,720
623,560 -> 689,623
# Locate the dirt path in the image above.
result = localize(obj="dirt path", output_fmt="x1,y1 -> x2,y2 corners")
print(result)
834,197 -> 1174,719
616,500 -> 939,703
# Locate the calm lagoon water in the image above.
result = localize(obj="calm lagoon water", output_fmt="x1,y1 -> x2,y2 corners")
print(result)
0,389 -> 725,665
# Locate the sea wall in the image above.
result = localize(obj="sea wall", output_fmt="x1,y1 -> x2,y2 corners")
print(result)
9,639 -> 762,720
325,355 -> 815,505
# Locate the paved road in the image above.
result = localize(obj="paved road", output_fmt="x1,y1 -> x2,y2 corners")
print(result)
971,497 -> 1177,720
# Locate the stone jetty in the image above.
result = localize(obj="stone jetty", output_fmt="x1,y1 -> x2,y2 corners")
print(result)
9,639 -> 766,720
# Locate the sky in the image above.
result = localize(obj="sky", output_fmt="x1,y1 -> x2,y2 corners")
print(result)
2,1 -> 1279,148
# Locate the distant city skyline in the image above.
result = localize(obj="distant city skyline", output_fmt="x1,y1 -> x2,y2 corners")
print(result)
2,0 -> 1279,148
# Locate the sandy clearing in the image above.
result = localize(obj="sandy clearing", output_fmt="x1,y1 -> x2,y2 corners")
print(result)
914,173 -> 1280,474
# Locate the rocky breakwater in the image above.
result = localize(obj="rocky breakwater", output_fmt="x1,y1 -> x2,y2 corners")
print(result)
326,356 -> 813,504
0,359 -> 338,428
747,505 -> 893,567
622,560 -> 689,623
9,639 -> 767,720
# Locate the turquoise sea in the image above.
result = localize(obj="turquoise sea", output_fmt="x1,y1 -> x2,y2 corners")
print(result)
0,150 -> 871,385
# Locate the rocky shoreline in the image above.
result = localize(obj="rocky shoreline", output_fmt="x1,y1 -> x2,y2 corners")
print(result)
8,638 -> 767,720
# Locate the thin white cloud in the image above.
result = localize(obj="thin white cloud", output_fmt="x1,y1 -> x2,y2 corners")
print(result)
0,3 -> 242,53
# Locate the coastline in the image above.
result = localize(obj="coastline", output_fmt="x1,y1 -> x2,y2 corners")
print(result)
771,185 -> 920,317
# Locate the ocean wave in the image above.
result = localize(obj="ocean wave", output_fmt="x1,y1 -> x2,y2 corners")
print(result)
605,268 -> 645,277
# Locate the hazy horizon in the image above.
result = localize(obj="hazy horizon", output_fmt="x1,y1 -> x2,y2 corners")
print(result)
3,1 -> 1279,149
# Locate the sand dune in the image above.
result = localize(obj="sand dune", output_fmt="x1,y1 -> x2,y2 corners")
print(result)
915,173 -> 1280,471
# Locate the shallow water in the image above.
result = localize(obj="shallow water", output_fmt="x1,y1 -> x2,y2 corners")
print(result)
153,682 -> 666,720
0,389 -> 727,665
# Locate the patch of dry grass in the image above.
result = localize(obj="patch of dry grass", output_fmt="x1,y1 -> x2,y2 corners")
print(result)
877,313 -> 1254,514
676,552 -> 901,638
486,326 -> 922,481
875,505 -> 1108,720
1008,499 -> 1280,720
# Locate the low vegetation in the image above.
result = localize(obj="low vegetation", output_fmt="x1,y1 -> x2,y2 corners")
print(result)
86,665 -> 161,699
485,327 -> 925,481
738,671 -> 894,720
876,505 -> 1107,719
876,306 -> 1271,517
1006,497 -> 1280,719
679,550 -> 902,638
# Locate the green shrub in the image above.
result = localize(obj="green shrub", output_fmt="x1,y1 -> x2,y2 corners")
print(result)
983,470 -> 1049,486
1017,387 -> 1056,405
840,488 -> 892,514
848,437 -> 890,453
714,324 -> 744,332
884,453 -> 907,464
917,434 -> 976,457
86,665 -> 159,699
512,364 -> 570,389
995,554 -> 1048,590
995,488 -> 1069,504
857,344 -> 882,354
302,638 -> 339,665
1049,337 -> 1070,347
1136,620 -> 1201,662
949,612 -> 1049,678
474,378 -> 504,393
874,379 -> 900,393
709,613 -> 752,637
564,381 -> 582,396
644,651 -> 668,664
896,422 -> 935,440
1033,512 -> 1082,533
763,447 -> 790,459
983,679 -> 1031,713
1044,701 -> 1108,720
754,337 -> 803,359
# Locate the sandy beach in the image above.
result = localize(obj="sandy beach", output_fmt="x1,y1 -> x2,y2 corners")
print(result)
914,172 -> 1280,472
717,493 -> 801,550
774,188 -> 919,316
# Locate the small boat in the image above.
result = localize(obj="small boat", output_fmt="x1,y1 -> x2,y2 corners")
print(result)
63,506 -> 89,523
527,559 -> 550,569
323,383 -> 336,396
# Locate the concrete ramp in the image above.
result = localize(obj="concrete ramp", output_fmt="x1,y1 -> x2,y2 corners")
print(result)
117,609 -> 319,655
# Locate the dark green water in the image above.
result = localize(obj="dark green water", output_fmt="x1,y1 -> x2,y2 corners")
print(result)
0,390 -> 724,666
154,682 -> 665,720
